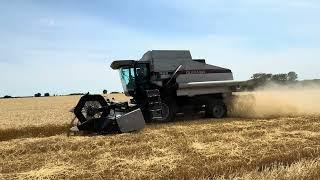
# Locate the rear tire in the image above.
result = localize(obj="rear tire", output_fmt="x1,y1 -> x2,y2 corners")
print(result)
205,99 -> 227,118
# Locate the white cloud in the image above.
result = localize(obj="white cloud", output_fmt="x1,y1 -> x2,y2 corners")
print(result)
159,0 -> 320,15
2,15 -> 320,96
38,18 -> 57,27
1,1 -> 320,96
242,0 -> 320,8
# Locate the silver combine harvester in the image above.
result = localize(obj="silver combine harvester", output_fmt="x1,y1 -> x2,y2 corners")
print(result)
71,50 -> 242,134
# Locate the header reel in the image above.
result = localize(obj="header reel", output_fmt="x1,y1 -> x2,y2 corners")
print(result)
70,94 -> 145,134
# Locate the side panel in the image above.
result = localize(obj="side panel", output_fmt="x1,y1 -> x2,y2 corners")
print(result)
176,73 -> 233,83
177,86 -> 232,96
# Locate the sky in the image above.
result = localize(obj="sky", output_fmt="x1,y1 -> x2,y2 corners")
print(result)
0,0 -> 319,96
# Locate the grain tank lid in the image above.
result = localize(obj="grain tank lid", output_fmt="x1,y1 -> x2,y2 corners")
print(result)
110,60 -> 135,70
140,50 -> 192,61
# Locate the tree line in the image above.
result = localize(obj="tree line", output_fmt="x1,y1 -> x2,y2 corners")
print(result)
2,90 -> 122,98
241,71 -> 299,90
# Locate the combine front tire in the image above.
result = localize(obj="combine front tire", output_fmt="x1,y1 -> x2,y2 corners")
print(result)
159,101 -> 176,122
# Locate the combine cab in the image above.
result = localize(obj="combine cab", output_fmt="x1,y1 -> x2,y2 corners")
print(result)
70,50 -> 242,134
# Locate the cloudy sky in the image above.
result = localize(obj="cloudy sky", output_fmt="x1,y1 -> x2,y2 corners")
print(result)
1,0 -> 319,96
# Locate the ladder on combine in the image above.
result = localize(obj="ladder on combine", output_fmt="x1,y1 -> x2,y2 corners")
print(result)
146,89 -> 163,121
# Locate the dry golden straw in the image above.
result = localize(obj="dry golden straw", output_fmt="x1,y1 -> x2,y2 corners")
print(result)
0,89 -> 319,179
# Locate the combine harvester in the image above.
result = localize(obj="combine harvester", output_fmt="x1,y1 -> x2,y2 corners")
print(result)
70,50 -> 243,134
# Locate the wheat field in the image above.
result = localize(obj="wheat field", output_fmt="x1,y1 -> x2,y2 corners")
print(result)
1,89 -> 320,180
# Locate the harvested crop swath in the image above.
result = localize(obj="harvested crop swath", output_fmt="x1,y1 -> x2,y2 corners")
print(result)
0,92 -> 319,179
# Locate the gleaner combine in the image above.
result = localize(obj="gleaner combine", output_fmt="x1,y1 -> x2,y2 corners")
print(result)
70,50 -> 242,134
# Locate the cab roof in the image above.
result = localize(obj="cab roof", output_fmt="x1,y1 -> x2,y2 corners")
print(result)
110,60 -> 135,70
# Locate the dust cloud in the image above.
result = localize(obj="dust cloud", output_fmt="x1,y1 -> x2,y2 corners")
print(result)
231,83 -> 320,118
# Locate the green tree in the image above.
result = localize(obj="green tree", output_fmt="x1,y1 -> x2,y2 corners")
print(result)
251,73 -> 272,87
288,71 -> 298,81
252,73 -> 272,81
271,74 -> 288,82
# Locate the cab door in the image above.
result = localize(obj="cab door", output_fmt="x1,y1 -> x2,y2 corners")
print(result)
134,62 -> 151,89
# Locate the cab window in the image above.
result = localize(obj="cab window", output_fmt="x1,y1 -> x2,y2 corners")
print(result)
119,67 -> 135,92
